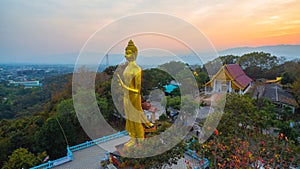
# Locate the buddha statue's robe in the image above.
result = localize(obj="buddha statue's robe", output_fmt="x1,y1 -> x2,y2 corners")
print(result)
123,64 -> 152,139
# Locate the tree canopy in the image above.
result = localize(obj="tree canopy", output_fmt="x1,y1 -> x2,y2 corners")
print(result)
1,58 -> 300,168
2,148 -> 46,169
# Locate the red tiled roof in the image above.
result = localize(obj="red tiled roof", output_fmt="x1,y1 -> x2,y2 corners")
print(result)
225,64 -> 252,89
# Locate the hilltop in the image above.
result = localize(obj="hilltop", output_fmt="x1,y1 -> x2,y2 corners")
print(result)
218,44 -> 300,60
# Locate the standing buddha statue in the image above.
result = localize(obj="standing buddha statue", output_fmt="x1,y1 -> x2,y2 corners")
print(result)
117,40 -> 154,147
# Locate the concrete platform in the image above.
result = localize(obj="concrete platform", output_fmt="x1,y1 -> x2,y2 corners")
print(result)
54,136 -> 130,169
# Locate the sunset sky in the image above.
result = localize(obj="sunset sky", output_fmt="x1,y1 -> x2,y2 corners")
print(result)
0,0 -> 299,63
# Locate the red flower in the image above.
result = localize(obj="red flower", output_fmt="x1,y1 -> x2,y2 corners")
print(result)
214,129 -> 219,136
279,133 -> 284,139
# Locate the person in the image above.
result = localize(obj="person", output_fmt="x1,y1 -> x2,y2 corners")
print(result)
117,40 -> 154,147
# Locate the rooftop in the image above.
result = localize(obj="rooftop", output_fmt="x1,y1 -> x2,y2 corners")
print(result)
164,84 -> 178,93
262,83 -> 298,107
205,64 -> 252,90
225,64 -> 253,89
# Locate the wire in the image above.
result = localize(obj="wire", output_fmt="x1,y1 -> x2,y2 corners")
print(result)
55,116 -> 69,146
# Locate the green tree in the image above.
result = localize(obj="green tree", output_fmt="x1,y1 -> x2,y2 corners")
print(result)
34,117 -> 67,159
159,114 -> 168,121
162,96 -> 181,110
239,52 -> 279,70
239,52 -> 279,79
142,68 -> 173,95
159,61 -> 187,76
0,116 -> 44,166
281,61 -> 300,85
292,77 -> 300,103
103,65 -> 118,76
2,148 -> 46,169
218,94 -> 257,137
219,55 -> 239,65
195,72 -> 209,87
0,138 -> 12,167
175,69 -> 198,95
191,94 -> 300,168
121,142 -> 186,169
120,121 -> 187,169
35,99 -> 88,159
281,71 -> 293,85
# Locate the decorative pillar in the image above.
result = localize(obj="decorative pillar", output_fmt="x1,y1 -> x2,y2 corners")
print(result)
67,146 -> 73,160
152,111 -> 156,123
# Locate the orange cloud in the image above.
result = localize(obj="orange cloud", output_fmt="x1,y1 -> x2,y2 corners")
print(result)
188,0 -> 300,49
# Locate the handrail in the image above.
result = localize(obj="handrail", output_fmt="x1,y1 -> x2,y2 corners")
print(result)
69,131 -> 128,152
30,131 -> 128,169
29,156 -> 72,169
185,149 -> 210,168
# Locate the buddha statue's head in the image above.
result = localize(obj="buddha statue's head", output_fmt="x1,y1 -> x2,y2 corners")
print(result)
125,40 -> 138,62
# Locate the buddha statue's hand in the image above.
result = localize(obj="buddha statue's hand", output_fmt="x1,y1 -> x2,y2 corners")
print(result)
116,74 -> 139,93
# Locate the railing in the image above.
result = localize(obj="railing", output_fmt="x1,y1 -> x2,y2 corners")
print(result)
185,149 -> 210,169
69,131 -> 128,152
30,131 -> 128,169
30,156 -> 72,169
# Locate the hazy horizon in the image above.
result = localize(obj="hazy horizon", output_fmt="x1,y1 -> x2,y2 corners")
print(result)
0,44 -> 299,65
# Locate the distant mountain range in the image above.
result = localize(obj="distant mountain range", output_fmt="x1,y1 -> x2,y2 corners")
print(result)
218,44 -> 300,60
1,45 -> 299,65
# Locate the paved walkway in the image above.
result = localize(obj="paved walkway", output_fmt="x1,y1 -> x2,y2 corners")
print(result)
54,136 -> 130,169
53,135 -> 202,169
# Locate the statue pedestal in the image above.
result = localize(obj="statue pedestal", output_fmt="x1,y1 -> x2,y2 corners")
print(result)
115,126 -> 156,155
144,125 -> 156,133
115,139 -> 139,155
115,143 -> 127,156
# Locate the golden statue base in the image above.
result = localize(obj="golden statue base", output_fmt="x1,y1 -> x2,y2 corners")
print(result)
116,126 -> 156,155
144,125 -> 156,133
115,143 -> 126,156
115,138 -> 141,155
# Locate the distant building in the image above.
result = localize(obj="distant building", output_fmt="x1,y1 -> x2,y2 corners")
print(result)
9,80 -> 42,88
261,83 -> 298,114
205,64 -> 253,95
164,84 -> 179,94
170,80 -> 180,86
163,80 -> 180,95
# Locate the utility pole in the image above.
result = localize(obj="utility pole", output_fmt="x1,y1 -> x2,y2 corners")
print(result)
106,53 -> 109,67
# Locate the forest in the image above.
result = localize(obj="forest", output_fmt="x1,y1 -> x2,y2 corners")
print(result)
0,52 -> 300,168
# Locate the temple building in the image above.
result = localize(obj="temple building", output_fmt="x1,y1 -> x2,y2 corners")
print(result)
205,64 -> 253,95
261,83 -> 298,114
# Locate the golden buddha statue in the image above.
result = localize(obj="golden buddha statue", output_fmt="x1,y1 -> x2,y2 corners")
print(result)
117,40 -> 154,147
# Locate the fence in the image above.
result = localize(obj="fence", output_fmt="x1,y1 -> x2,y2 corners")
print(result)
69,131 -> 128,152
30,131 -> 128,169
185,149 -> 210,169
